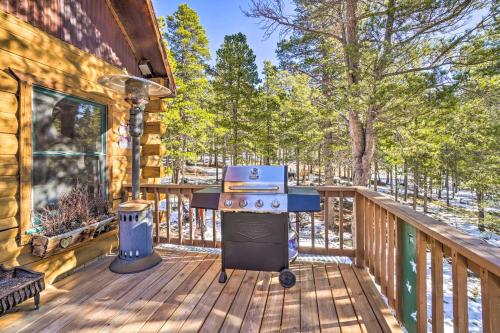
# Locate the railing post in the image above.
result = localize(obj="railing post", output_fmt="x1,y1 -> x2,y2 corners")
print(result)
354,191 -> 365,268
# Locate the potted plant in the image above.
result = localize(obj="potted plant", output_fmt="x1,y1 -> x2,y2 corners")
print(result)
31,185 -> 116,258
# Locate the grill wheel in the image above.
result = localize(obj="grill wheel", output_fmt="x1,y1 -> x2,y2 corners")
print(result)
279,268 -> 296,288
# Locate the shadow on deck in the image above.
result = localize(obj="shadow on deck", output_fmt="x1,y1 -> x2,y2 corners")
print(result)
0,249 -> 401,332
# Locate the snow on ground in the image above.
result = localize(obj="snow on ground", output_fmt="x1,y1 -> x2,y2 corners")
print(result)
159,168 -> 498,332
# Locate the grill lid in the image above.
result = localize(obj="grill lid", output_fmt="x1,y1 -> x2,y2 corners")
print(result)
222,166 -> 287,194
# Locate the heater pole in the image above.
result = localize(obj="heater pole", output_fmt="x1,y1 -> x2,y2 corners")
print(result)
129,104 -> 145,199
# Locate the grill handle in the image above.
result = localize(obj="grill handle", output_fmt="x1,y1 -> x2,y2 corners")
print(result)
228,185 -> 280,192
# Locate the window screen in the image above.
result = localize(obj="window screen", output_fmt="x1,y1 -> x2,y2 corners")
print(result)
32,86 -> 107,211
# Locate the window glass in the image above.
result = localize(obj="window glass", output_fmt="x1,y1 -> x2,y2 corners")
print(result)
32,86 -> 106,212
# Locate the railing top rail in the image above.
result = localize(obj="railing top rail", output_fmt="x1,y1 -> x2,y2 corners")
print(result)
356,186 -> 500,276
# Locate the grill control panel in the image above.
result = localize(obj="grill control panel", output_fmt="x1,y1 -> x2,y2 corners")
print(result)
219,194 -> 288,213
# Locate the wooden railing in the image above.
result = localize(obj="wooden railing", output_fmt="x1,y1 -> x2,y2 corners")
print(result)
355,187 -> 500,333
122,183 -> 500,332
122,184 -> 357,258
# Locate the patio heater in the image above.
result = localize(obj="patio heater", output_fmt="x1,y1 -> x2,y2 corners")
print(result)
98,74 -> 172,274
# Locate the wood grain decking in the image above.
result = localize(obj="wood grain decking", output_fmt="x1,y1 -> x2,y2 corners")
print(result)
0,249 -> 401,332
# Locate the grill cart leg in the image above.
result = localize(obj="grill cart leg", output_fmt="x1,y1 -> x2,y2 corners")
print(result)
34,292 -> 40,310
219,270 -> 227,283
279,268 -> 296,288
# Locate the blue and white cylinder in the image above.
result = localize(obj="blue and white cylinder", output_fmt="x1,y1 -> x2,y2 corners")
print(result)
117,200 -> 154,260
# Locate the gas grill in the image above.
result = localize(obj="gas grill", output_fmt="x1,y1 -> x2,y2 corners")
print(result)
191,165 -> 320,288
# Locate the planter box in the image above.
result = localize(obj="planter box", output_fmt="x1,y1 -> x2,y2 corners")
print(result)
31,216 -> 116,258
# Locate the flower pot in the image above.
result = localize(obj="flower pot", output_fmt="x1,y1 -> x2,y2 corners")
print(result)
31,216 -> 116,258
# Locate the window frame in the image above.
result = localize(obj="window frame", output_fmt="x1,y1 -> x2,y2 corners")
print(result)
31,85 -> 108,213
14,70 -> 113,245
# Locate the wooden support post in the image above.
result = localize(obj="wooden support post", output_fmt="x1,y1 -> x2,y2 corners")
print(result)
188,191 -> 193,245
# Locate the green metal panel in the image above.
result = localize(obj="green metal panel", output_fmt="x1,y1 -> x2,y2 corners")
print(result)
401,221 -> 417,333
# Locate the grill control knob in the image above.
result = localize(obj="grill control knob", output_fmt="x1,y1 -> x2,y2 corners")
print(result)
271,200 -> 280,208
255,199 -> 264,208
239,200 -> 248,208
224,199 -> 233,207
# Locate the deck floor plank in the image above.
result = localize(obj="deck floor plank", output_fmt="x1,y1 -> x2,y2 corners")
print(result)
301,262 -> 321,332
198,269 -> 246,333
141,254 -> 218,333
280,263 -> 301,333
219,270 -> 259,332
259,271 -> 285,333
340,264 -> 383,333
239,271 -> 272,333
1,249 -> 400,333
313,263 -> 341,333
116,253 -> 208,333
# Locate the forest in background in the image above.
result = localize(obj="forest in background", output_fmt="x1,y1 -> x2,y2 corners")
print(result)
157,2 -> 499,230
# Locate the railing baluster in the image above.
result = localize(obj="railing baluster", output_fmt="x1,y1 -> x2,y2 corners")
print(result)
142,187 -> 147,200
200,209 -> 205,246
212,209 -> 217,247
452,250 -> 468,332
354,192 -> 365,267
374,204 -> 381,284
368,200 -> 375,275
324,192 -> 329,250
380,208 -> 387,296
364,197 -> 370,268
154,187 -> 160,244
188,191 -> 193,245
339,192 -> 344,249
395,217 -> 403,321
481,268 -> 500,333
166,189 -> 171,243
431,239 -> 444,333
177,192 -> 183,245
416,230 -> 427,333
296,212 -> 300,252
311,212 -> 315,248
387,212 -> 395,308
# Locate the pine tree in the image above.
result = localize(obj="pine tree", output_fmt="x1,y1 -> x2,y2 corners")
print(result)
159,4 -> 211,183
213,33 -> 259,165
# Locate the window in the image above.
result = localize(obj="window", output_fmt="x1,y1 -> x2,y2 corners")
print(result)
31,86 -> 107,212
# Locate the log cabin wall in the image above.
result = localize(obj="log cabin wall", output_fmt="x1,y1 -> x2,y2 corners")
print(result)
0,0 -> 140,76
0,6 -> 167,282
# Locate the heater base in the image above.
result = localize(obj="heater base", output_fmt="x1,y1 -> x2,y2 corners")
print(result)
109,251 -> 162,274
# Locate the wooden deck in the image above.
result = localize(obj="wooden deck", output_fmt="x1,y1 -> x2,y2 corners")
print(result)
0,249 -> 401,333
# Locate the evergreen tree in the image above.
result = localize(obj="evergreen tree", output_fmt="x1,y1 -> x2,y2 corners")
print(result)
159,4 -> 211,183
213,33 -> 259,165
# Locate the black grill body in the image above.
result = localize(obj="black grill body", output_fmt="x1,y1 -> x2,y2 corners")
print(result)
191,165 -> 320,288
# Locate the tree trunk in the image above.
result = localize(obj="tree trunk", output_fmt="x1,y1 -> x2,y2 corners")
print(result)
445,169 -> 450,206
403,161 -> 408,201
394,165 -> 399,202
232,104 -> 238,165
476,189 -> 485,231
373,160 -> 378,191
389,167 -> 393,195
423,174 -> 428,213
296,148 -> 300,186
413,168 -> 418,210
